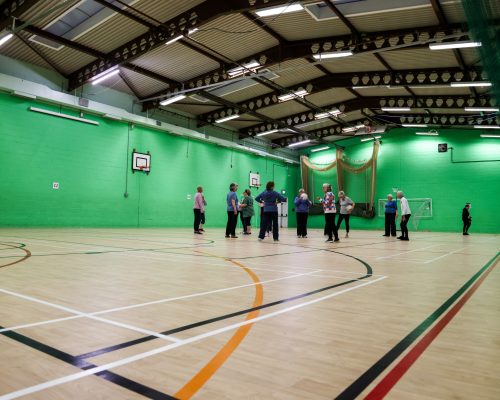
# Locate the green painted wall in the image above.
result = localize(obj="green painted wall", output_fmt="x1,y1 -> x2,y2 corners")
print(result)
0,93 -> 299,227
303,129 -> 500,233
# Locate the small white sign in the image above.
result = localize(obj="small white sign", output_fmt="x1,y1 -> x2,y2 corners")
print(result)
53,182 -> 60,190
187,194 -> 192,200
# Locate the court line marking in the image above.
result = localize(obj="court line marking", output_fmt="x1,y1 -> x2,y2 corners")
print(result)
375,244 -> 442,260
0,276 -> 386,400
0,288 -> 181,343
423,247 -> 466,264
0,270 -> 323,334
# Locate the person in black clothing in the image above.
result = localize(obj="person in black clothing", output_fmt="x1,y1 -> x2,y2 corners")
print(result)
462,203 -> 472,235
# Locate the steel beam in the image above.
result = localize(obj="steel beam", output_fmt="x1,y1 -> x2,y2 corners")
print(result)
244,95 -> 493,136
0,0 -> 42,30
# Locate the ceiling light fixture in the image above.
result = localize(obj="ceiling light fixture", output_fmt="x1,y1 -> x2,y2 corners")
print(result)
228,61 -> 262,78
187,28 -> 199,35
311,146 -> 330,152
313,50 -> 353,60
342,126 -> 358,133
0,32 -> 13,47
360,136 -> 381,142
256,129 -> 279,137
315,109 -> 342,119
91,67 -> 120,85
166,34 -> 183,45
450,81 -> 492,88
159,94 -> 187,106
473,125 -> 500,129
464,107 -> 499,112
288,139 -> 311,148
215,114 -> 240,123
255,3 -> 304,17
381,107 -> 411,112
429,40 -> 482,50
402,124 -> 428,128
278,89 -> 309,102
415,130 -> 439,136
480,134 -> 500,138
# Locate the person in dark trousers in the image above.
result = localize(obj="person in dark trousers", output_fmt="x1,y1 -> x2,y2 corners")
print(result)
225,183 -> 239,238
383,194 -> 398,237
294,188 -> 312,238
256,181 -> 287,242
193,186 -> 204,234
239,189 -> 255,235
462,203 -> 472,235
199,193 -> 207,232
397,191 -> 411,241
336,191 -> 355,238
318,183 -> 339,243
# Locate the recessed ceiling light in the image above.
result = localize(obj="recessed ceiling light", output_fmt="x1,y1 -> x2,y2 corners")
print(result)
255,3 -> 304,17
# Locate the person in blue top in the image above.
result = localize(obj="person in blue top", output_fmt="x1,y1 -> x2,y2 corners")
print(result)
383,193 -> 398,237
225,182 -> 239,238
294,188 -> 312,238
255,181 -> 287,242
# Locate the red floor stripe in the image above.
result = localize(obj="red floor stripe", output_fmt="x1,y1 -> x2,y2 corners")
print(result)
364,257 -> 499,400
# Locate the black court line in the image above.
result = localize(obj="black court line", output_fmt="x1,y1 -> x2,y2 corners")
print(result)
75,249 -> 374,360
0,244 -> 214,260
334,251 -> 500,400
0,326 -> 177,399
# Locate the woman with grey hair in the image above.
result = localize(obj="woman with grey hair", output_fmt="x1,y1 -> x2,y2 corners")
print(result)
336,190 -> 355,238
318,183 -> 339,243
383,193 -> 398,237
294,188 -> 312,238
397,190 -> 411,241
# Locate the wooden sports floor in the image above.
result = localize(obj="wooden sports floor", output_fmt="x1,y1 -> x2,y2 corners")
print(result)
0,227 -> 499,400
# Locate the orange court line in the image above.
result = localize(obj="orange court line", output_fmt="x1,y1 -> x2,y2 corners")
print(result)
174,251 -> 264,400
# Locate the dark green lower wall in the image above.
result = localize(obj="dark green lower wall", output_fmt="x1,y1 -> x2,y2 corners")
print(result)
303,129 -> 500,233
0,93 -> 299,227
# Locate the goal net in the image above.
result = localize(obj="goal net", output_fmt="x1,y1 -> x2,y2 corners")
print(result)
378,198 -> 433,230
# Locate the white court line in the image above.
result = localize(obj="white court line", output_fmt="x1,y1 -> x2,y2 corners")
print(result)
0,289 -> 181,343
0,276 -> 387,400
423,247 -> 466,264
0,270 -> 322,334
375,244 -> 441,260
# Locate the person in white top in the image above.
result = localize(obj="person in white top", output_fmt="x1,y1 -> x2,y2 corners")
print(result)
397,191 -> 411,241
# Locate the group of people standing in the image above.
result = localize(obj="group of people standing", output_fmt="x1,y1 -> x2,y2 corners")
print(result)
383,191 -> 411,240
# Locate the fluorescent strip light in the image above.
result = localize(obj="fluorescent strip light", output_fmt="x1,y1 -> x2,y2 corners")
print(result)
215,114 -> 240,123
255,3 -> 304,17
464,107 -> 499,112
480,134 -> 500,138
381,107 -> 411,112
278,89 -> 309,102
188,28 -> 199,35
29,106 -> 99,126
315,109 -> 341,119
91,69 -> 120,85
0,32 -> 13,46
166,34 -> 183,45
360,136 -> 381,142
416,131 -> 439,136
159,94 -> 187,106
450,82 -> 492,88
352,85 -> 390,90
288,139 -> 311,148
313,50 -> 353,60
342,126 -> 358,133
12,90 -> 37,100
402,124 -> 428,128
311,146 -> 330,152
256,129 -> 278,137
429,40 -> 482,50
473,125 -> 500,129
228,61 -> 261,77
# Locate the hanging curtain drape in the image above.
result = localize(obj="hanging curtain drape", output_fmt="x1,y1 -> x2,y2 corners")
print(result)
300,141 -> 380,217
